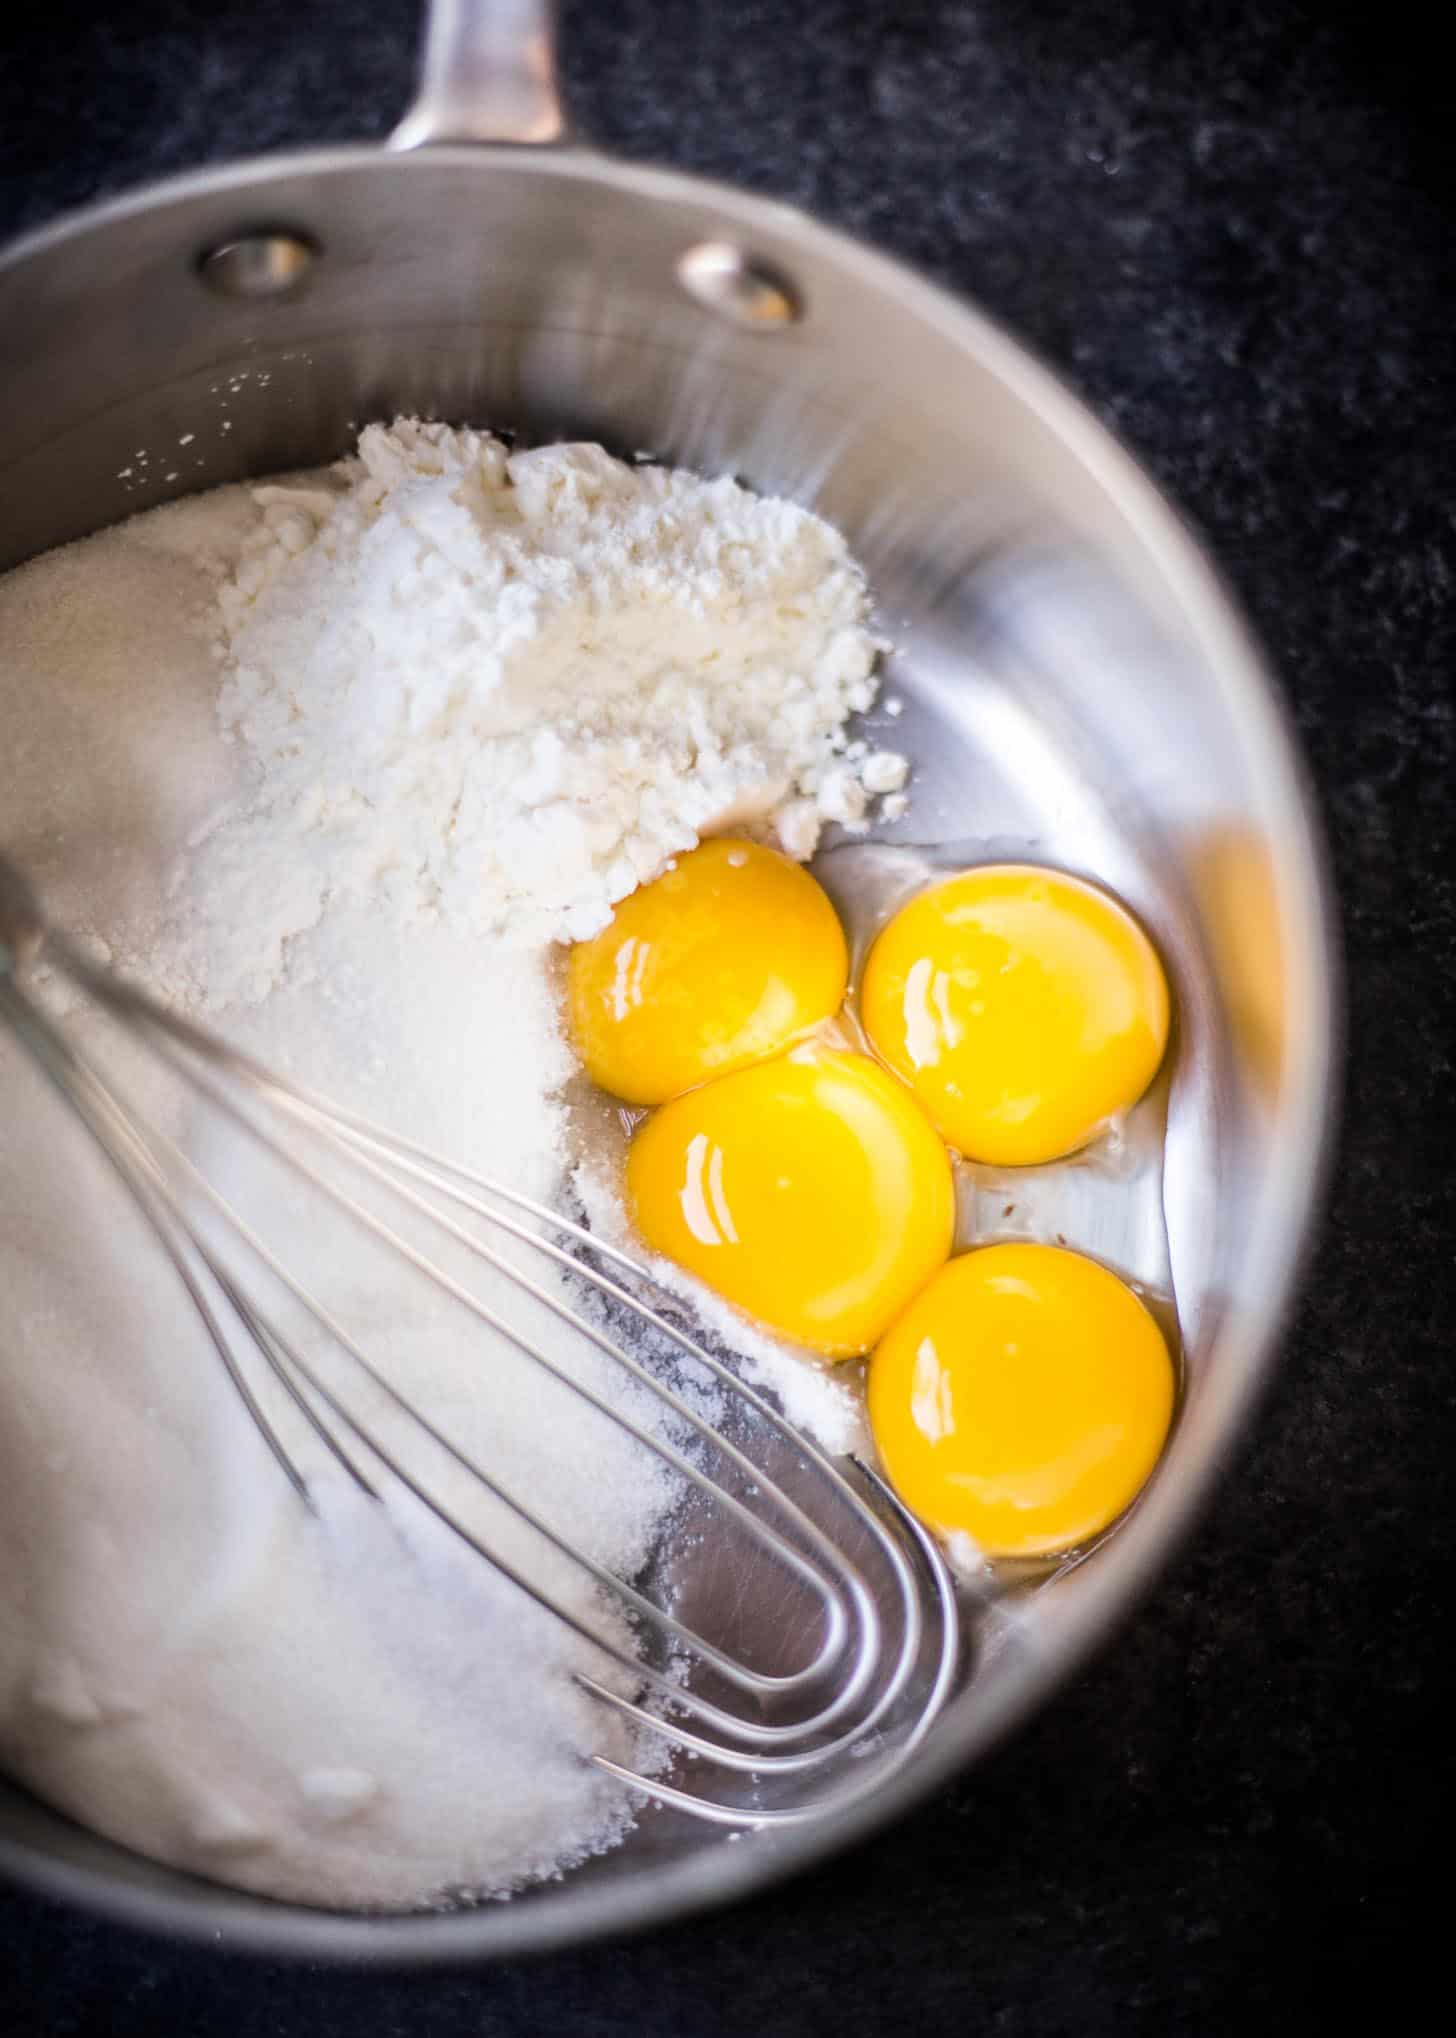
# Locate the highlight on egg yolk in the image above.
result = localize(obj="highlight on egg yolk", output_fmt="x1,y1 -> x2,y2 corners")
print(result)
859,864 -> 1169,1167
626,1047 -> 954,1359
567,838 -> 849,1107
868,1243 -> 1174,1558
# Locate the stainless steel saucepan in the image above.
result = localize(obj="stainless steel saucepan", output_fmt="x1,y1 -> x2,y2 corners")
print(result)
0,0 -> 1336,1961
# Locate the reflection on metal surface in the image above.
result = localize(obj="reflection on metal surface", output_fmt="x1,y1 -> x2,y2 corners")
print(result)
1190,825 -> 1287,1098
676,242 -> 803,328
198,233 -> 319,299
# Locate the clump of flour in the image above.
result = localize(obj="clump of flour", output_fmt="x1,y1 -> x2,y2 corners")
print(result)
180,419 -> 903,1006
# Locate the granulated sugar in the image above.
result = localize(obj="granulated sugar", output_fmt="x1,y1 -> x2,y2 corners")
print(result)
0,423 -> 883,1909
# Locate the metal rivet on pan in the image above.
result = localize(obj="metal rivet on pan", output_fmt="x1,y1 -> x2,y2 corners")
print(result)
198,233 -> 320,299
676,242 -> 802,328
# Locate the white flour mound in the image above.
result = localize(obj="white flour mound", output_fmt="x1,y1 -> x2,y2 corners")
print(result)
182,419 -> 899,1006
0,423 -> 884,1912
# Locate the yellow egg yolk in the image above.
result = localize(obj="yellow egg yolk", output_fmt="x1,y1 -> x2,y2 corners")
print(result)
626,1047 -> 954,1358
859,864 -> 1170,1166
869,1243 -> 1174,1558
567,837 -> 849,1107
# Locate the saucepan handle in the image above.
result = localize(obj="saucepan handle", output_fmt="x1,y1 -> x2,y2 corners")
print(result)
389,0 -> 570,149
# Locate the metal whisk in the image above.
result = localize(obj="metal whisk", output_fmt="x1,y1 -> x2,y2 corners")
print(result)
0,851 -> 959,1830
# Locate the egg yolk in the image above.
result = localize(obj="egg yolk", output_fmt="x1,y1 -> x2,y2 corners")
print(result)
567,838 -> 849,1107
869,1243 -> 1174,1558
860,864 -> 1169,1166
626,1047 -> 954,1358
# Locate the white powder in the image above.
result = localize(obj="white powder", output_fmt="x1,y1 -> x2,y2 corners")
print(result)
0,423 -> 885,1910
178,419 -> 903,1003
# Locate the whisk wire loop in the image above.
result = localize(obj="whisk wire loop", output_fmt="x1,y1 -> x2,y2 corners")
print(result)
0,856 -> 960,1824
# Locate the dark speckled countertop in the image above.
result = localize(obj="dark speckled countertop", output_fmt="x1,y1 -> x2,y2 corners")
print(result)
1,3 -> 1451,2031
